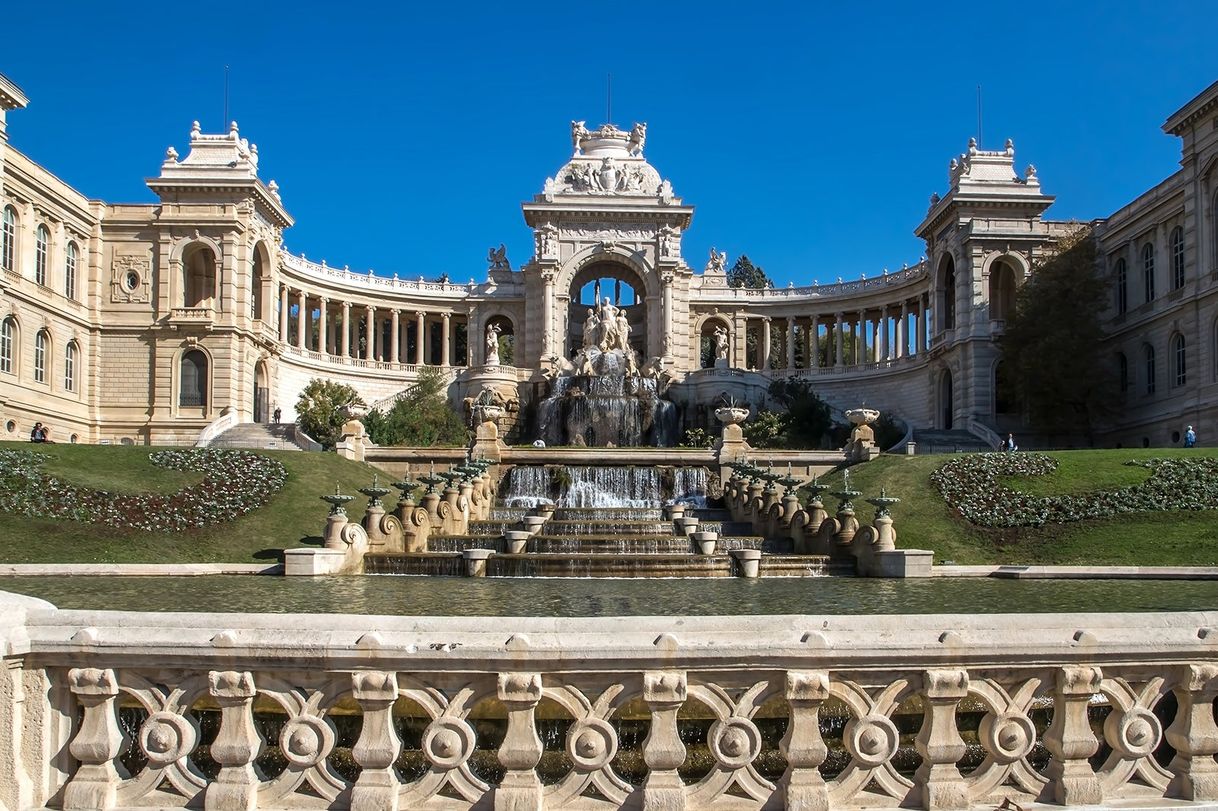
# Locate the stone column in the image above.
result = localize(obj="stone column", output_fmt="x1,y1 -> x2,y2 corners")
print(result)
872,317 -> 881,362
643,670 -> 688,810
834,312 -> 844,368
542,272 -> 555,357
1167,664 -> 1218,800
364,306 -> 375,361
661,272 -> 674,357
64,668 -> 122,810
761,317 -> 771,370
805,317 -> 815,368
390,309 -> 400,364
898,301 -> 908,358
915,669 -> 970,809
351,672 -> 401,811
341,303 -> 351,358
318,297 -> 328,355
786,317 -> 797,370
1043,665 -> 1103,805
880,306 -> 890,360
296,289 -> 307,348
416,311 -> 426,365
497,672 -> 544,810
780,670 -> 830,811
206,671 -> 261,811
917,296 -> 927,353
279,285 -> 288,342
441,312 -> 451,366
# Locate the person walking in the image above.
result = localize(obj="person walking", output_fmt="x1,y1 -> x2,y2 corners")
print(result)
273,405 -> 282,424
1185,425 -> 1197,448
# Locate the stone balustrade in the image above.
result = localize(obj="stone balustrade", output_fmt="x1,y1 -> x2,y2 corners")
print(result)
3,596 -> 1218,811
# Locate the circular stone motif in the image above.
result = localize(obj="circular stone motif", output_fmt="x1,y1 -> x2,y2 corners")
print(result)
709,717 -> 762,770
279,716 -> 334,768
566,718 -> 618,770
1106,706 -> 1162,758
423,717 -> 476,769
139,711 -> 197,767
979,712 -> 1036,764
843,714 -> 899,768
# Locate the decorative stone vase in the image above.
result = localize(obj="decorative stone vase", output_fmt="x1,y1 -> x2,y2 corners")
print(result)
665,503 -> 687,521
504,531 -> 531,554
521,515 -> 547,534
844,407 -> 880,426
714,406 -> 750,426
675,516 -> 700,536
691,530 -> 718,555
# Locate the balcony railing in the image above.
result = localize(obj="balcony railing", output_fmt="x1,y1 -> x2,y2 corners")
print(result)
167,306 -> 215,325
5,594 -> 1218,811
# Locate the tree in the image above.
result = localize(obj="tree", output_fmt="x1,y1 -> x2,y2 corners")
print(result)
727,255 -> 772,289
296,379 -> 364,450
363,367 -> 469,447
767,377 -> 834,448
998,226 -> 1115,443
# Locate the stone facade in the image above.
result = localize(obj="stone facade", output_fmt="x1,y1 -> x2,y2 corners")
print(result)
1,69 -> 1216,446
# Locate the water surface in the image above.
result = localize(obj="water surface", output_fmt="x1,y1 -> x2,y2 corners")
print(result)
1,575 -> 1214,616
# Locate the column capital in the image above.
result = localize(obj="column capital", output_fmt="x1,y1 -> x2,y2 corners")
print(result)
441,311 -> 451,321
341,300 -> 351,311
318,295 -> 328,305
365,304 -> 375,313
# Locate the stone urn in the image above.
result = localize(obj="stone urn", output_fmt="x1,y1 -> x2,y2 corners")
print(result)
504,530 -> 531,554
845,407 -> 880,427
521,515 -> 547,535
844,407 -> 881,461
714,406 -> 750,426
675,516 -> 700,536
691,530 -> 718,555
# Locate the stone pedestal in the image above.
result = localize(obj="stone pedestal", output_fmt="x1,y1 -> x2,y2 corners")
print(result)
870,549 -> 934,578
283,548 -> 348,576
732,549 -> 762,578
462,548 -> 494,577
691,531 -> 718,555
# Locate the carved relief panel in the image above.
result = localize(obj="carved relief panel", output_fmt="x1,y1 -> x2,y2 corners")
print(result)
111,254 -> 152,303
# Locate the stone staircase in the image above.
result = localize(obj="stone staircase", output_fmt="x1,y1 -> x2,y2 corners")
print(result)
912,429 -> 995,454
208,422 -> 303,451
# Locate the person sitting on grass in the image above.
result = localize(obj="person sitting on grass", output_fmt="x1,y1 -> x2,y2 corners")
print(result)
29,422 -> 45,443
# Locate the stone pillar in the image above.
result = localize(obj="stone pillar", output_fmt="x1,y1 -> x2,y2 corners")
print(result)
296,289 -> 307,348
642,670 -> 687,810
1043,665 -> 1103,805
834,312 -> 844,368
880,306 -> 890,360
441,312 -> 451,366
496,672 -> 543,811
64,668 -> 122,810
807,316 -> 817,368
915,669 -> 970,809
206,670 -> 261,811
761,317 -> 771,370
786,317 -> 797,370
917,296 -> 927,353
661,272 -> 674,357
871,317 -> 881,362
390,309 -> 400,364
351,671 -> 401,811
365,306 -> 375,361
542,272 -> 555,357
341,303 -> 351,358
898,301 -> 908,358
279,285 -> 288,342
1167,664 -> 1218,800
781,670 -> 830,811
318,297 -> 328,355
416,311 -> 426,365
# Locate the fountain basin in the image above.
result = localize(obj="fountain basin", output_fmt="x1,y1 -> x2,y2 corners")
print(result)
731,549 -> 763,578
504,531 -> 532,554
691,530 -> 719,555
461,548 -> 495,577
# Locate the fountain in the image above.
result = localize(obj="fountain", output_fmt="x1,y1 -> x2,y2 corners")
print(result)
535,297 -> 677,447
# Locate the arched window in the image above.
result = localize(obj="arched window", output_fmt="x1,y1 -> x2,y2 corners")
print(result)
940,255 -> 956,331
0,318 -> 14,374
65,241 -> 78,300
182,245 -> 218,309
33,330 -> 49,384
1114,258 -> 1127,315
34,225 -> 49,286
1142,242 -> 1155,303
1173,334 -> 1186,388
1117,352 -> 1128,393
1,207 -> 15,272
1144,344 -> 1156,395
1170,226 -> 1185,290
989,260 -> 1017,321
64,341 -> 77,392
179,350 -> 208,408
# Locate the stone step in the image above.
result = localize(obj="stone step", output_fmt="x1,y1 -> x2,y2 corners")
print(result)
210,422 -> 302,451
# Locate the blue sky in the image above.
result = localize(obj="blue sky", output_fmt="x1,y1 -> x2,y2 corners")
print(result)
4,1 -> 1215,287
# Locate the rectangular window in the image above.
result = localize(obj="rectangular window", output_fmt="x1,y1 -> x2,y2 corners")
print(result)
34,338 -> 46,384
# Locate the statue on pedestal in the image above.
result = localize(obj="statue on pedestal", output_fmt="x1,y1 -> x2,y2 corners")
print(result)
484,322 -> 502,366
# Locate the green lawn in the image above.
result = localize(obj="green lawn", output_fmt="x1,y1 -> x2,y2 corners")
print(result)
0,442 -> 386,564
812,448 -> 1218,566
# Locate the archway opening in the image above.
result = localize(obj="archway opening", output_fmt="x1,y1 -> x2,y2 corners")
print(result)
567,261 -> 648,360
939,255 -> 956,331
939,369 -> 954,430
251,244 -> 270,321
182,244 -> 218,309
699,318 -> 731,368
989,260 -> 1017,321
180,350 -> 209,411
484,315 -> 516,366
254,362 -> 269,423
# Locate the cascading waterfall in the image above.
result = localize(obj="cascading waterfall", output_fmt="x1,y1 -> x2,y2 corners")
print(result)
503,465 -> 710,508
535,373 -> 677,447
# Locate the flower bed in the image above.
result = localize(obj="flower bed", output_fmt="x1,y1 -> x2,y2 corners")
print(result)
929,452 -> 1218,527
0,448 -> 287,531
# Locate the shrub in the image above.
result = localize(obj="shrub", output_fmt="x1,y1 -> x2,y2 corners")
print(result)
363,367 -> 468,447
296,380 -> 364,450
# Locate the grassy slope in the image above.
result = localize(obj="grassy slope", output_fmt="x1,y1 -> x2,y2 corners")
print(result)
0,442 -> 386,564
815,448 -> 1218,565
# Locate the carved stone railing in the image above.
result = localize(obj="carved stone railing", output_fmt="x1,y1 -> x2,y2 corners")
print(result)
692,261 -> 929,303
167,306 -> 215,325
3,595 -> 1218,811
281,253 -> 477,297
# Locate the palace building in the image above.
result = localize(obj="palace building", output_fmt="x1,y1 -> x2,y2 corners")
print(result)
1,70 -> 1216,448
